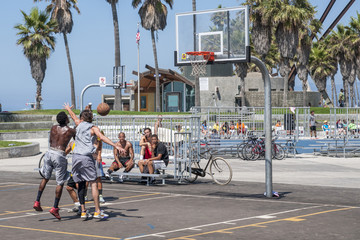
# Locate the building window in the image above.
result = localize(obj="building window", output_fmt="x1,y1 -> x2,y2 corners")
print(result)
140,96 -> 147,110
249,88 -> 258,92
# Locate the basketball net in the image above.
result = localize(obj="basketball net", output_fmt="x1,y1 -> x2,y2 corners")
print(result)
187,54 -> 211,77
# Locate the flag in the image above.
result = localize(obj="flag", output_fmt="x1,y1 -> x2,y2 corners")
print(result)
136,27 -> 140,45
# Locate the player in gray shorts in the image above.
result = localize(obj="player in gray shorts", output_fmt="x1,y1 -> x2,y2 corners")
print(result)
40,148 -> 69,185
33,111 -> 75,220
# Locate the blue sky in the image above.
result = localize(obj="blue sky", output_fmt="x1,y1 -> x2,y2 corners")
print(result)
0,0 -> 359,111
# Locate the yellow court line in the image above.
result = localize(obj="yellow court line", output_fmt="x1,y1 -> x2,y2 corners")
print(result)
167,207 -> 356,240
0,192 -> 161,216
0,225 -> 120,239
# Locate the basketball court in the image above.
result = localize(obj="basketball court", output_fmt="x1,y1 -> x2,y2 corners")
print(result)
0,172 -> 359,240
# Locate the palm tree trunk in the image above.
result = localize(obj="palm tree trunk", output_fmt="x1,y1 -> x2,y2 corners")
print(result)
349,82 -> 355,107
330,75 -> 337,107
110,0 -> 122,111
192,0 -> 200,107
36,82 -> 42,110
283,70 -> 289,107
302,80 -> 307,107
356,80 -> 360,107
63,33 -> 76,108
151,29 -> 160,112
343,79 -> 349,107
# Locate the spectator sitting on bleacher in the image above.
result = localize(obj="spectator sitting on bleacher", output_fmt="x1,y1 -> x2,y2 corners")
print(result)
322,120 -> 330,138
348,120 -> 357,135
201,120 -> 208,135
212,122 -> 220,133
236,119 -> 246,135
210,129 -> 220,139
139,128 -> 152,160
138,134 -> 169,177
220,122 -> 229,138
229,121 -> 236,136
337,119 -> 346,135
105,132 -> 134,182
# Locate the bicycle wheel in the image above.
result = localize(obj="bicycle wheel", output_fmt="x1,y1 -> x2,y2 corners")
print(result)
237,143 -> 247,159
242,143 -> 255,160
272,144 -> 285,160
38,153 -> 46,178
185,161 -> 199,183
210,157 -> 232,185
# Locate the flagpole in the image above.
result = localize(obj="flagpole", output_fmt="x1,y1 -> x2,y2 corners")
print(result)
137,23 -> 140,112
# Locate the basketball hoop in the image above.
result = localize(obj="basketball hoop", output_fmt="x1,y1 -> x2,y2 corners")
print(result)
186,51 -> 214,77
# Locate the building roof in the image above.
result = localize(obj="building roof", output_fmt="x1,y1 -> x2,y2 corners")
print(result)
132,65 -> 194,91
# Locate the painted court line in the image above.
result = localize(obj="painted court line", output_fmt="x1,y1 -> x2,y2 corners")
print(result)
0,224 -> 121,240
164,207 -> 357,240
0,195 -> 174,221
124,205 -> 346,240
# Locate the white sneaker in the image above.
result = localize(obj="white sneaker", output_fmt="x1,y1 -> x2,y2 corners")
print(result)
69,202 -> 81,212
104,171 -> 110,178
84,196 -> 88,201
93,210 -> 109,219
99,195 -> 105,204
117,175 -> 124,183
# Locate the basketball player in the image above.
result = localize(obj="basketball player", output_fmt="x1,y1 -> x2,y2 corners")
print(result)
64,103 -> 125,219
105,132 -> 134,182
33,112 -> 76,220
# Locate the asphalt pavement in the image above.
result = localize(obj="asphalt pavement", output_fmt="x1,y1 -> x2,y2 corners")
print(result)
0,138 -> 359,240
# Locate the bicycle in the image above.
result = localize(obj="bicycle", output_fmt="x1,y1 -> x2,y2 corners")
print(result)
185,141 -> 233,185
242,136 -> 285,160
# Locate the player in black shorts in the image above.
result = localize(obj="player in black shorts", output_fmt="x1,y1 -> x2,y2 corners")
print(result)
105,132 -> 134,182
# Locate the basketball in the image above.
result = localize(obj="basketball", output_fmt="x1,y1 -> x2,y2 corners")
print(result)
97,103 -> 110,116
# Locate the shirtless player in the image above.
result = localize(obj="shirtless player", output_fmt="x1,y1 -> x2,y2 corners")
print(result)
33,112 -> 75,220
105,132 -> 134,182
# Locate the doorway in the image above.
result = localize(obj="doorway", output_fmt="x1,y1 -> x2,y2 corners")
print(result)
166,92 -> 181,112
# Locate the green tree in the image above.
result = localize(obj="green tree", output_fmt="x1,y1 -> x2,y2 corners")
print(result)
308,42 -> 334,107
329,24 -> 358,107
14,8 -> 57,109
106,0 -> 122,111
132,0 -> 173,112
35,0 -> 80,109
349,11 -> 360,105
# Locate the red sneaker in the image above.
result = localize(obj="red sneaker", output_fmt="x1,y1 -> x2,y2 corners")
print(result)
33,201 -> 43,211
49,207 -> 61,220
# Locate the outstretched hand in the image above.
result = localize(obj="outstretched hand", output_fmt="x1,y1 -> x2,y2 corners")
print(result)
63,103 -> 73,110
116,145 -> 126,154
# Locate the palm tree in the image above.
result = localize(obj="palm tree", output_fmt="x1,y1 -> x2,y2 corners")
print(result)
132,0 -> 173,112
245,0 -> 272,63
263,0 -> 315,107
35,0 -> 80,109
349,12 -> 360,105
330,24 -> 357,107
106,0 -> 122,111
297,19 -> 321,106
14,8 -> 57,109
308,42 -> 334,107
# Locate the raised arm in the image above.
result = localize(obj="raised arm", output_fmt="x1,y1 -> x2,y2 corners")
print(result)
63,103 -> 81,126
92,126 -> 125,154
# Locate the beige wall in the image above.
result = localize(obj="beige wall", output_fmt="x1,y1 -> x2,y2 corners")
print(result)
134,92 -> 155,112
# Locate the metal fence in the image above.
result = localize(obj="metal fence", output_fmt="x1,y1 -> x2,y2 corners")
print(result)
326,108 -> 360,139
190,106 -> 310,139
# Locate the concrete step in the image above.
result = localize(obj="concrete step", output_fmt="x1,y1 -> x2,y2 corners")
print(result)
0,131 -> 49,140
0,113 -> 55,122
0,121 -> 54,130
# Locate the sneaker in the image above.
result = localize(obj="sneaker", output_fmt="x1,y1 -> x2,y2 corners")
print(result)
99,195 -> 106,204
69,202 -> 80,212
104,171 -> 110,179
117,175 -> 124,183
93,210 -> 109,219
49,207 -> 61,220
81,210 -> 91,220
33,201 -> 43,211
84,196 -> 88,201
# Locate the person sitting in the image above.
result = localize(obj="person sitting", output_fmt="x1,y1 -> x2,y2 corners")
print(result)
201,120 -> 208,135
138,134 -> 169,183
348,120 -> 357,136
322,120 -> 330,138
236,119 -> 246,135
220,122 -> 229,138
105,132 -> 135,182
229,120 -> 236,137
336,119 -> 346,136
212,122 -> 220,133
139,127 -> 152,161
210,129 -> 220,139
